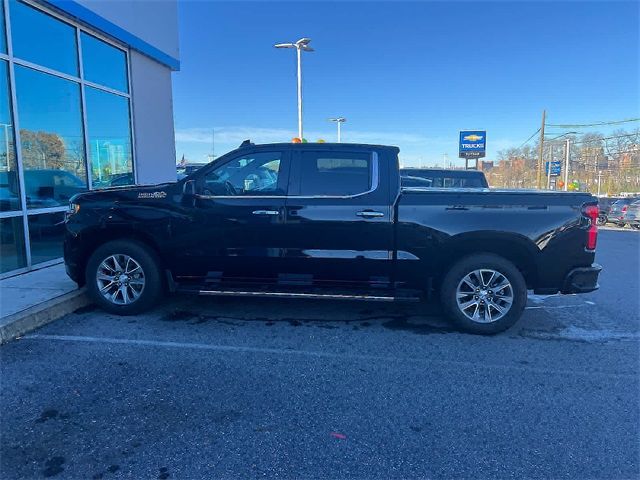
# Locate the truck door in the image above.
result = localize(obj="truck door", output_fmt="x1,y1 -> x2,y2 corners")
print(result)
282,148 -> 393,288
172,149 -> 290,284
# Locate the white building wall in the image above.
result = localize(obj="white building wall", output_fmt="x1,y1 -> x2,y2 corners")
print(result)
73,0 -> 179,59
69,0 -> 180,184
129,50 -> 177,184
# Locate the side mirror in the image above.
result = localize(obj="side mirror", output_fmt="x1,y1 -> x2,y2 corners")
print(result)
183,179 -> 196,197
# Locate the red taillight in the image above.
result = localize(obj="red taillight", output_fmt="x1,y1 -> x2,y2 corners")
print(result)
583,204 -> 598,251
622,205 -> 628,213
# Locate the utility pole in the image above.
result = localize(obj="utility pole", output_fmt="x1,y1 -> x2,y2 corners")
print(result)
537,109 -> 546,189
563,137 -> 570,191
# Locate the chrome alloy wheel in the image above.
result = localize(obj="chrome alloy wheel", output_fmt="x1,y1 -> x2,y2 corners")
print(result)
456,269 -> 514,323
96,254 -> 145,305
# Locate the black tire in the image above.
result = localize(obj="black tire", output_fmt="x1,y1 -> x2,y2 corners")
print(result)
85,239 -> 164,315
597,215 -> 607,226
632,224 -> 640,230
440,253 -> 527,335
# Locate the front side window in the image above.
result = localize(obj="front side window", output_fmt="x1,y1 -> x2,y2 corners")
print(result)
202,152 -> 282,196
298,151 -> 371,196
10,0 -> 78,76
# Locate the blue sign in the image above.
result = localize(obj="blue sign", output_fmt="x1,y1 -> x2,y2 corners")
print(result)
545,161 -> 562,176
459,130 -> 486,159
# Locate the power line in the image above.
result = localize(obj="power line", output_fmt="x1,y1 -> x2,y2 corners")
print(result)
545,118 -> 640,128
518,127 -> 541,149
572,133 -> 639,145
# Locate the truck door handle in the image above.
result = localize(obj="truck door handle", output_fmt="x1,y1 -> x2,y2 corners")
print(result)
356,210 -> 385,218
252,210 -> 279,216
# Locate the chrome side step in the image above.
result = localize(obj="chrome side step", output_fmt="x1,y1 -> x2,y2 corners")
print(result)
193,289 -> 420,302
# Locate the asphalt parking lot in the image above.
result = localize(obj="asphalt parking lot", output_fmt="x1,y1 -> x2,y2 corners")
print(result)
1,230 -> 639,479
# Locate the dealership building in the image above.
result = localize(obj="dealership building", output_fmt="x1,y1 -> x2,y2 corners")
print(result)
0,0 -> 179,276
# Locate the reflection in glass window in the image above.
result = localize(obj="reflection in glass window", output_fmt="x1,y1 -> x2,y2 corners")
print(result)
298,152 -> 371,196
0,60 -> 20,211
0,1 -> 7,54
203,152 -> 282,196
10,0 -> 78,76
81,32 -> 128,93
28,211 -> 65,265
15,65 -> 87,208
85,87 -> 133,188
0,216 -> 27,272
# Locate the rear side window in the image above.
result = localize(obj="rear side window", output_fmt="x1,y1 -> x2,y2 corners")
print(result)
428,176 -> 485,188
297,151 -> 372,196
400,170 -> 487,188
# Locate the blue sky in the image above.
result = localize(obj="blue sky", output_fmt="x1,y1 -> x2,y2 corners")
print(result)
172,1 -> 639,167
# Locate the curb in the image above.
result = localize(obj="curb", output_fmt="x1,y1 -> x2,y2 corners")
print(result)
0,289 -> 91,344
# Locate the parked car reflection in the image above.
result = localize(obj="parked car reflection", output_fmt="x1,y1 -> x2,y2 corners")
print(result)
92,172 -> 135,189
622,199 -> 640,229
1,168 -> 88,208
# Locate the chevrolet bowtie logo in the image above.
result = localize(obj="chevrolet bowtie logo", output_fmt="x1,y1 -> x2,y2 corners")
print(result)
463,134 -> 484,142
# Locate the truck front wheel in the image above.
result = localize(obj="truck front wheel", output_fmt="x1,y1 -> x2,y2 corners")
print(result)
85,240 -> 163,315
440,253 -> 527,334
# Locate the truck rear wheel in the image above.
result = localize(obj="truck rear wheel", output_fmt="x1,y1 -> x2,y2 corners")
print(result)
85,240 -> 163,315
440,253 -> 527,334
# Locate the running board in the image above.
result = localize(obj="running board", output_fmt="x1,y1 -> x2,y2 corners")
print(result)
183,288 -> 420,302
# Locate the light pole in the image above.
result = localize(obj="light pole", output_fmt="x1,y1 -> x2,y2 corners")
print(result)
597,170 -> 603,196
547,145 -> 553,190
328,117 -> 346,142
274,38 -> 314,140
547,132 -> 577,191
563,138 -> 571,191
1,123 -> 11,170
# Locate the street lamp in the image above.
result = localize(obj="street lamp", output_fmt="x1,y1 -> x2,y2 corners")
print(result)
328,117 -> 346,143
274,37 -> 314,140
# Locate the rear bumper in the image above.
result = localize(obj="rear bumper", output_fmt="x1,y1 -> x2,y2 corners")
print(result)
561,263 -> 602,294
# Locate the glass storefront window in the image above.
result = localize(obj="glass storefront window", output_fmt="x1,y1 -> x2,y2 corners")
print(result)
81,32 -> 128,93
0,60 -> 19,212
27,211 -> 65,265
0,1 -> 136,274
0,1 -> 7,54
15,65 -> 87,208
10,0 -> 78,76
0,216 -> 26,272
85,87 -> 133,188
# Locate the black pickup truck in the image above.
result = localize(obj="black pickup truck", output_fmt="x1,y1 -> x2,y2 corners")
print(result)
64,142 -> 601,334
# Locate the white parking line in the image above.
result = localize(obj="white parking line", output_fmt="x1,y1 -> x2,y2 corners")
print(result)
526,294 -> 595,310
525,304 -> 592,310
24,333 -> 636,379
